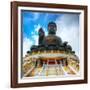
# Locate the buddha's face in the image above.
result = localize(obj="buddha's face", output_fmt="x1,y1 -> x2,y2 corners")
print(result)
48,23 -> 57,34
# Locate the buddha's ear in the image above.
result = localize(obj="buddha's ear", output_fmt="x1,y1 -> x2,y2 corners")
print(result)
54,27 -> 57,31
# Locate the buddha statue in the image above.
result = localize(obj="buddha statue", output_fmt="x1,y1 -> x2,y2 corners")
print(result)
43,22 -> 62,49
30,21 -> 74,53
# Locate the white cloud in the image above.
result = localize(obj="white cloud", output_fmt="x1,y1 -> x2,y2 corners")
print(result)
31,31 -> 34,35
32,35 -> 38,45
33,12 -> 39,20
55,14 -> 80,58
23,24 -> 41,57
43,27 -> 48,36
23,37 -> 33,57
24,12 -> 39,23
23,35 -> 38,57
34,24 -> 41,32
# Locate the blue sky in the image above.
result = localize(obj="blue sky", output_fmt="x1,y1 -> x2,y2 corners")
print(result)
21,10 -> 80,58
22,11 -> 62,39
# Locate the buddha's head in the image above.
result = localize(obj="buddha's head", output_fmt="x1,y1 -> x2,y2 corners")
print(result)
48,22 -> 57,35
